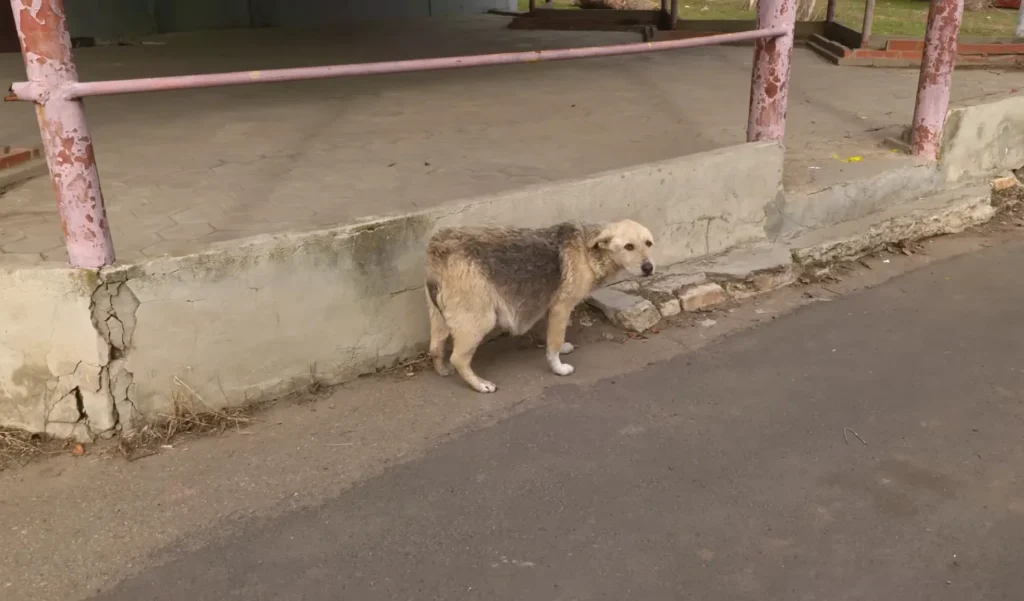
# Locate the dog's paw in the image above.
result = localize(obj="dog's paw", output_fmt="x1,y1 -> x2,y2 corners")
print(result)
560,342 -> 575,355
551,362 -> 575,376
473,379 -> 497,393
434,362 -> 453,377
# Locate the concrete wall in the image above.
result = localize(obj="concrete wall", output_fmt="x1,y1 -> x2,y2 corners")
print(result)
941,96 -> 1024,183
64,0 -> 517,39
0,268 -> 115,440
0,142 -> 783,439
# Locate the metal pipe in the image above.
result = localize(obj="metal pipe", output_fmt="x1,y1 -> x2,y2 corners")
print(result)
661,0 -> 670,29
670,0 -> 679,29
7,28 -> 787,101
860,0 -> 876,47
826,0 -> 837,24
8,0 -> 115,268
529,0 -> 536,12
747,0 -> 797,142
910,0 -> 964,160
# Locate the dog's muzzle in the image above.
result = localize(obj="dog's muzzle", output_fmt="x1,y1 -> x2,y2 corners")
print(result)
641,261 -> 654,276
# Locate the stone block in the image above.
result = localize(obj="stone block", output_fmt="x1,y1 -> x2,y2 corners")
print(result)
609,280 -> 641,293
679,283 -> 726,312
657,298 -> 681,317
586,288 -> 661,333
992,174 -> 1020,191
642,273 -> 707,297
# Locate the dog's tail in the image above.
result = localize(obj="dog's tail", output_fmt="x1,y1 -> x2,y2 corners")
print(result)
426,278 -> 442,312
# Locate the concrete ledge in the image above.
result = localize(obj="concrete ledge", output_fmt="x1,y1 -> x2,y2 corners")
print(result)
942,96 -> 1024,183
778,159 -> 944,237
790,184 -> 995,266
1,142 -> 784,436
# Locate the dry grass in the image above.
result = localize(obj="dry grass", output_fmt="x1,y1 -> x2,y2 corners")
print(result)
0,427 -> 64,471
109,377 -> 254,461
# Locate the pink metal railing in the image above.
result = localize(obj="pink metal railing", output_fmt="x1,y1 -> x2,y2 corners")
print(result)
10,27 -> 790,101
6,0 -> 799,268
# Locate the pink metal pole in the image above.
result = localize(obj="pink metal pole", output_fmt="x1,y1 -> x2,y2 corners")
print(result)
747,0 -> 797,142
860,0 -> 876,46
6,27 -> 786,101
9,0 -> 114,268
910,0 -> 964,160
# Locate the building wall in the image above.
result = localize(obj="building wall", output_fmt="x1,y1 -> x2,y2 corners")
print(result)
58,0 -> 517,40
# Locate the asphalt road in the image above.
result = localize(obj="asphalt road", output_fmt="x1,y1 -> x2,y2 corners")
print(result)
89,242 -> 1024,601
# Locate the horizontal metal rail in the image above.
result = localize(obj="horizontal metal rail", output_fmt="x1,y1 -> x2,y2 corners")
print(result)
7,27 -> 787,101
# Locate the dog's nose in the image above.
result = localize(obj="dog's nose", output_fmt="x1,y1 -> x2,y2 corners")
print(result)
641,261 -> 654,276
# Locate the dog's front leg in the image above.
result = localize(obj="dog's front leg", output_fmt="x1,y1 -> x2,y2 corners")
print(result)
545,304 -> 575,376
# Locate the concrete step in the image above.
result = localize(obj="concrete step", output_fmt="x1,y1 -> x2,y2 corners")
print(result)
806,33 -> 849,64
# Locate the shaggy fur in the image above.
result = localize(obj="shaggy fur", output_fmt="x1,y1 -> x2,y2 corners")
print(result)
425,219 -> 655,393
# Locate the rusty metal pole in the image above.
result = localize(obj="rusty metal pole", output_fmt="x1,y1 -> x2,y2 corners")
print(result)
529,0 -> 536,12
1016,0 -> 1023,37
860,0 -> 876,46
747,0 -> 797,142
669,0 -> 679,29
910,0 -> 964,160
826,0 -> 837,23
9,0 -> 114,268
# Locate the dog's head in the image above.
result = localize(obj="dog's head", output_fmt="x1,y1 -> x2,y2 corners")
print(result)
589,219 -> 656,277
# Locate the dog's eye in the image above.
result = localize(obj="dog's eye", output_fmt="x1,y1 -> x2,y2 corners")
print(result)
645,240 -> 653,247
624,243 -> 635,251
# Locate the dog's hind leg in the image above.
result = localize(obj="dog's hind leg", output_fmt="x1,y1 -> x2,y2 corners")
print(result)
545,303 -> 575,376
449,316 -> 497,393
427,301 -> 453,377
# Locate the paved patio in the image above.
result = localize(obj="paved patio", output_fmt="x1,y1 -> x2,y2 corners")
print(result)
1,15 -> 1021,265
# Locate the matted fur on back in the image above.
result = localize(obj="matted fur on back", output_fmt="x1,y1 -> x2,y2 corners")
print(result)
425,223 -> 589,332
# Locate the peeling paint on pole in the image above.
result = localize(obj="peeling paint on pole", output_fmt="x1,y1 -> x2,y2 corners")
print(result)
910,0 -> 964,161
9,0 -> 115,268
747,0 -> 797,142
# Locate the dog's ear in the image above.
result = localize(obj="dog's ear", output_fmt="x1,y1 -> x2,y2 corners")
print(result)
588,228 -> 614,250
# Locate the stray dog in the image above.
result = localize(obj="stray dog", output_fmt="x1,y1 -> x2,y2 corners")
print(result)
424,220 -> 655,393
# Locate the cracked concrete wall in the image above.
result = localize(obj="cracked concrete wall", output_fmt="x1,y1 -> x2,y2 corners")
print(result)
0,268 -> 105,441
942,96 -> 1024,183
99,141 -> 782,423
0,266 -> 141,441
1,142 -> 781,433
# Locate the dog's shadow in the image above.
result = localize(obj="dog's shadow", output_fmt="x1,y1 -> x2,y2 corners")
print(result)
433,308 -> 616,391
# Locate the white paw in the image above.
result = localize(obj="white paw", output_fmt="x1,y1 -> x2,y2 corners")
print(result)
473,379 -> 497,393
552,362 -> 575,376
560,342 -> 575,354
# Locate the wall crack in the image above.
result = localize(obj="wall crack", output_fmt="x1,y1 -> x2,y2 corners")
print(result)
48,272 -> 143,442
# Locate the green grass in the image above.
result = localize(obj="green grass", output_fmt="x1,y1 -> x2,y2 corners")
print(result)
516,0 -> 1021,38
